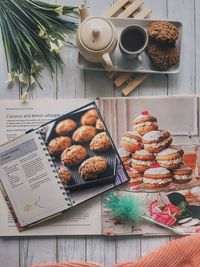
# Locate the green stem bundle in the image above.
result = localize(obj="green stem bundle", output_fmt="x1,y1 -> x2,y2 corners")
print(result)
0,0 -> 77,90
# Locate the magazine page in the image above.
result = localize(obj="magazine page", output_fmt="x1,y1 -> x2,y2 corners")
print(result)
100,96 -> 200,236
0,99 -> 102,235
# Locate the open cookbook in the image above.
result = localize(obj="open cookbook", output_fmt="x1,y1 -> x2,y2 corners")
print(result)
0,101 -> 129,231
0,96 -> 200,236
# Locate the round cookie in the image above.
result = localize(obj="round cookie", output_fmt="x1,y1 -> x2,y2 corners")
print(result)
79,156 -> 108,180
96,118 -> 104,131
48,136 -> 71,155
55,119 -> 77,135
132,149 -> 155,172
72,125 -> 96,143
127,167 -> 143,186
90,132 -> 112,152
120,131 -> 142,153
143,167 -> 172,188
118,148 -> 131,169
81,109 -> 99,126
147,21 -> 179,43
146,42 -> 180,71
61,145 -> 87,167
142,130 -> 172,153
58,167 -> 71,184
156,148 -> 182,170
172,165 -> 192,184
133,111 -> 158,135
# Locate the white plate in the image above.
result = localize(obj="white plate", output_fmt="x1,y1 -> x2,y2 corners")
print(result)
78,18 -> 183,74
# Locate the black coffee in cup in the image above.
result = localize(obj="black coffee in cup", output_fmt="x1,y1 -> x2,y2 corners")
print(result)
119,25 -> 148,63
120,27 -> 146,52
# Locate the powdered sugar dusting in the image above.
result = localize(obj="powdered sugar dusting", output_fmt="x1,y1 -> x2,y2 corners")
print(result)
143,130 -> 163,141
118,148 -> 130,157
134,114 -> 148,121
135,149 -> 152,156
157,148 -> 178,156
144,167 -> 170,175
126,131 -> 141,137
127,167 -> 140,174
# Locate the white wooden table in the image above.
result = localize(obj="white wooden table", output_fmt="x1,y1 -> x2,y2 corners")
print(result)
0,0 -> 198,266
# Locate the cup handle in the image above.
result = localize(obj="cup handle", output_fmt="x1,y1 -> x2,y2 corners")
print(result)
137,55 -> 143,64
101,53 -> 113,72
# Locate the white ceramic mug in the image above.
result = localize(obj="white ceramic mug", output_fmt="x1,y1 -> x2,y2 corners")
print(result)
119,25 -> 148,64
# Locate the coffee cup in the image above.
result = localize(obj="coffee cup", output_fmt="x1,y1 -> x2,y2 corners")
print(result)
119,25 -> 148,64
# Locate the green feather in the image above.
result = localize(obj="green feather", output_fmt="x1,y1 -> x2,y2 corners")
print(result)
106,192 -> 144,224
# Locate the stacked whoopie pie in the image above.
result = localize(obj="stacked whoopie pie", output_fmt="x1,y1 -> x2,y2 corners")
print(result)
119,111 -> 193,189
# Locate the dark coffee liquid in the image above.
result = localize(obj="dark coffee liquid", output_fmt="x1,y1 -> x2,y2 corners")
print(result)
121,28 -> 145,52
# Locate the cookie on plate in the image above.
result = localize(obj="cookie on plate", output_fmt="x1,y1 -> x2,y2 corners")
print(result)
127,167 -> 143,186
61,145 -> 87,167
79,156 -> 108,180
120,131 -> 142,153
146,42 -> 180,71
55,119 -> 77,135
132,149 -> 155,172
58,167 -> 71,184
143,167 -> 172,188
118,148 -> 131,169
72,125 -> 96,143
81,109 -> 99,126
48,136 -> 71,155
133,111 -> 158,135
147,21 -> 179,43
96,118 -> 104,131
90,132 -> 112,152
172,165 -> 193,184
156,148 -> 182,170
142,130 -> 172,153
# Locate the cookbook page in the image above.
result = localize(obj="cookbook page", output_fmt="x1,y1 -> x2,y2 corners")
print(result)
0,131 -> 68,227
0,99 -> 102,235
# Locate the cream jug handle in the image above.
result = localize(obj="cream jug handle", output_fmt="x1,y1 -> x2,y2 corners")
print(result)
101,53 -> 113,72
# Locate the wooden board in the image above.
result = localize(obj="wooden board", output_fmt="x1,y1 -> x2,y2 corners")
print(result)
103,0 -> 157,96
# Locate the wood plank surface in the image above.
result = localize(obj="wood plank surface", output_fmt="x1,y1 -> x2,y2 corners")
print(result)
0,0 -> 198,266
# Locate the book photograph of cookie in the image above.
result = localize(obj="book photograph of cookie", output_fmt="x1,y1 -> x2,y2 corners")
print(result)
55,119 -> 77,136
79,156 -> 108,180
142,130 -> 172,153
133,111 -> 158,135
40,102 -> 124,192
143,166 -> 172,188
90,132 -> 112,152
58,167 -> 72,184
156,148 -> 182,170
132,149 -> 155,172
126,167 -> 143,186
117,107 -> 199,193
72,125 -> 96,143
48,136 -> 72,155
120,131 -> 142,152
61,145 -> 87,167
